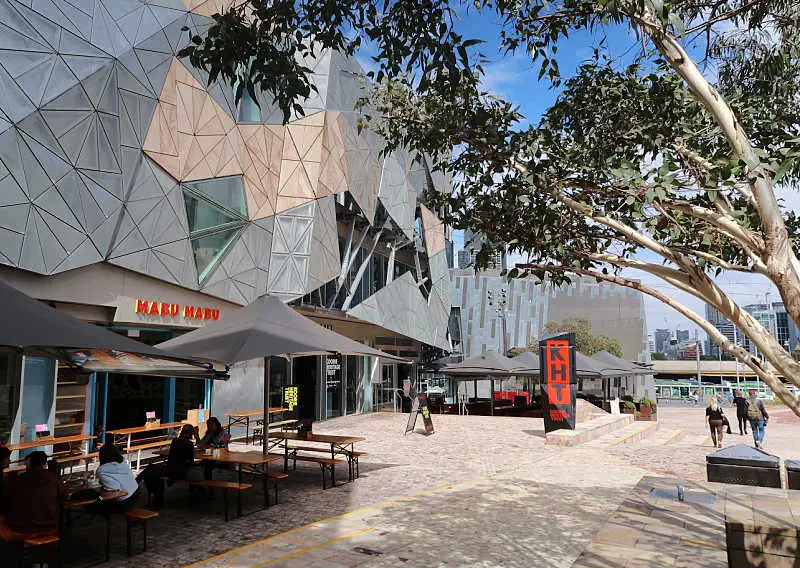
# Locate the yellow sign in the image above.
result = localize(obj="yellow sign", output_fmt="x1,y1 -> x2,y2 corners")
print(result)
284,386 -> 298,411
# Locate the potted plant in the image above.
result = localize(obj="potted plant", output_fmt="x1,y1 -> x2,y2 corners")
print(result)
622,400 -> 636,415
638,398 -> 657,421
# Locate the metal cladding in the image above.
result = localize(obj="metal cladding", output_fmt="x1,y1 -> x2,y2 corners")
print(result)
0,0 -> 452,350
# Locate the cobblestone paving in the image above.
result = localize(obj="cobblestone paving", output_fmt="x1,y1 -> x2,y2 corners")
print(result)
58,412 -> 648,568
607,405 -> 800,482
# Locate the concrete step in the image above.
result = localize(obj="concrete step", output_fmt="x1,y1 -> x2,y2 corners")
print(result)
583,420 -> 661,450
545,413 -> 634,446
637,427 -> 685,447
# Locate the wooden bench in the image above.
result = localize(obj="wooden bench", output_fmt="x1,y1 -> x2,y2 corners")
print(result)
124,440 -> 173,471
251,420 -> 297,443
286,446 -> 367,480
0,522 -> 59,568
349,451 -> 368,479
279,451 -> 345,489
124,508 -> 158,557
188,480 -> 252,521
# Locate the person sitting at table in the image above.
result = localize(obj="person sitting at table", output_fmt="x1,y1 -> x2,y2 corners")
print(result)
166,424 -> 199,480
196,417 -> 230,482
84,443 -> 140,515
196,417 -> 231,449
3,451 -> 62,533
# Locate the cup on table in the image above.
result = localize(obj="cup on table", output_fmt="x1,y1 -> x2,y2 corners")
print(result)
204,448 -> 212,456
213,448 -> 220,458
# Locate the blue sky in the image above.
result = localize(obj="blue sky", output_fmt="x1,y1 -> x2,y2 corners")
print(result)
441,7 -> 784,342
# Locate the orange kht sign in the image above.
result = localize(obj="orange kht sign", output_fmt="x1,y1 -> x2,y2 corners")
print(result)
134,299 -> 220,321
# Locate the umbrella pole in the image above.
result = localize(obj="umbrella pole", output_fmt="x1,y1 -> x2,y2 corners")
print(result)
490,378 -> 494,416
262,357 -> 271,455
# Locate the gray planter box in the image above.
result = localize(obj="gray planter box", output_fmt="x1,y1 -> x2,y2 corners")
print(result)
706,444 -> 781,488
787,459 -> 800,490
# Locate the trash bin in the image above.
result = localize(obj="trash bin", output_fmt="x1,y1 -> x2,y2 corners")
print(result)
706,444 -> 781,488
786,460 -> 800,490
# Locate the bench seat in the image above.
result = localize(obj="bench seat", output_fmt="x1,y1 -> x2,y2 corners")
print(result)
188,480 -> 252,521
124,508 -> 159,557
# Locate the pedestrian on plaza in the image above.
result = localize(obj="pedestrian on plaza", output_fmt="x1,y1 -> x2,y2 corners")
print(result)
706,395 -> 726,448
731,390 -> 749,435
747,390 -> 769,449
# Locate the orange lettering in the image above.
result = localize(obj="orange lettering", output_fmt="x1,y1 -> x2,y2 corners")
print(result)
135,299 -> 148,313
203,307 -> 211,320
183,305 -> 195,318
211,309 -> 220,321
159,302 -> 169,316
148,301 -> 159,315
170,303 -> 179,316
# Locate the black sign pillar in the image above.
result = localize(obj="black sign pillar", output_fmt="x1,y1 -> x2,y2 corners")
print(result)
539,332 -> 577,433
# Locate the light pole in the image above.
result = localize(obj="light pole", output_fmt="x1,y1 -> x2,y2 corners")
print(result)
487,288 -> 508,356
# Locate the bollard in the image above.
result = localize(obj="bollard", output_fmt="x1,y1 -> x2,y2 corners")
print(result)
677,484 -> 685,501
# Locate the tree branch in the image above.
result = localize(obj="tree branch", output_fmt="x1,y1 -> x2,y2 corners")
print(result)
684,0 -> 765,35
516,261 -> 800,414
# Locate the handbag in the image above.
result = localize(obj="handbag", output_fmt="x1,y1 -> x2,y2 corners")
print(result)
722,415 -> 732,434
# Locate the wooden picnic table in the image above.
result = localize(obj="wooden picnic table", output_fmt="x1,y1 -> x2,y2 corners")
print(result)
106,421 -> 188,450
8,434 -> 95,452
268,431 -> 364,471
225,408 -> 285,444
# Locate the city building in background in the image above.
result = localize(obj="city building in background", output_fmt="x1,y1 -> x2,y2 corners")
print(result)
654,329 -> 672,354
0,1 -> 453,445
456,229 -> 507,271
676,329 -> 690,342
705,303 -> 799,358
450,270 -> 649,361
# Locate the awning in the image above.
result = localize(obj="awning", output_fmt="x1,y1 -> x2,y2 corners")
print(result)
0,281 -> 219,379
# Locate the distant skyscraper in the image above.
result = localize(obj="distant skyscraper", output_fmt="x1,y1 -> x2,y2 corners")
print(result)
654,329 -> 671,354
705,304 -> 744,357
458,229 -> 506,270
676,329 -> 690,342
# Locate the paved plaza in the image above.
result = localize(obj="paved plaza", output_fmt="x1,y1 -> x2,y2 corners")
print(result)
56,405 -> 800,567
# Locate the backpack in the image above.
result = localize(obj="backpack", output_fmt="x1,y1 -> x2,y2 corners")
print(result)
747,399 -> 763,421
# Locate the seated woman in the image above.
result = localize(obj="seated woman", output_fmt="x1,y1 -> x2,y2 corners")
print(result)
196,417 -> 231,481
196,417 -> 231,449
85,443 -> 140,515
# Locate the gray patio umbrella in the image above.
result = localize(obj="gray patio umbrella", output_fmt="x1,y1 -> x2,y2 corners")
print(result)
439,351 -> 539,416
158,294 -> 406,362
592,350 -> 653,376
0,280 -> 216,378
158,294 -> 406,452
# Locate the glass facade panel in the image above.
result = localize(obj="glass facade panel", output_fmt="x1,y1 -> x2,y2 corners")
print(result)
185,177 -> 248,217
237,88 -> 261,122
183,191 -> 243,235
191,226 -> 242,281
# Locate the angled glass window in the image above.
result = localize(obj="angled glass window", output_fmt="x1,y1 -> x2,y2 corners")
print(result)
191,226 -> 243,282
183,190 -> 243,234
185,176 -> 248,218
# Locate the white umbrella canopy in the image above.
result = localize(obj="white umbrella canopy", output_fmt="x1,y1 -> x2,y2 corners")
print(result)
158,294 -> 406,364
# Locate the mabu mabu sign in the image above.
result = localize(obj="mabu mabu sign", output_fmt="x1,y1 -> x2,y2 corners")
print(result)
539,332 -> 577,433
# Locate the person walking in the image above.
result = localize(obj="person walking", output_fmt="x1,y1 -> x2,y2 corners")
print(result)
747,390 -> 769,449
706,395 -> 726,448
731,390 -> 749,435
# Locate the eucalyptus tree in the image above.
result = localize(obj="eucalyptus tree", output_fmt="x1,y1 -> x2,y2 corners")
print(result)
182,0 -> 800,412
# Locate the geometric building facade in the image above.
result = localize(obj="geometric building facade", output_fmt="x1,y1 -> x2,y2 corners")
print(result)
0,0 -> 451,350
0,0 -> 452,445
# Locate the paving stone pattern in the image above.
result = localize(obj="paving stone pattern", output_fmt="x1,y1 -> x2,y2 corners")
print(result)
57,412 -> 647,568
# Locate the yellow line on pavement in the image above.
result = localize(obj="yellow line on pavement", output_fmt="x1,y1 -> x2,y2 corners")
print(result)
601,421 -> 659,450
184,475 -> 491,568
658,429 -> 684,446
251,528 -> 375,568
